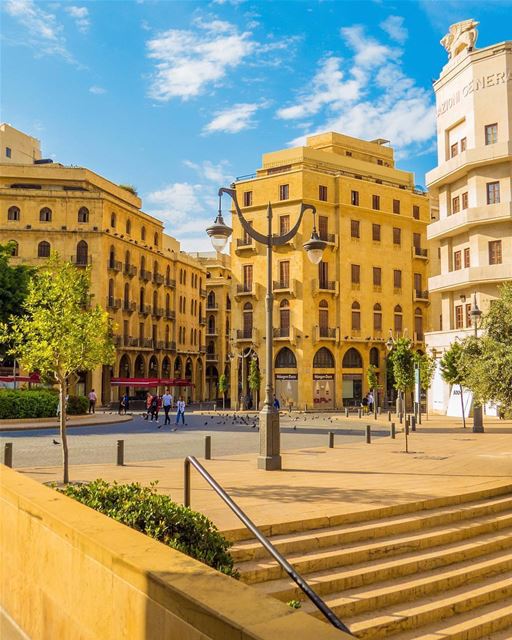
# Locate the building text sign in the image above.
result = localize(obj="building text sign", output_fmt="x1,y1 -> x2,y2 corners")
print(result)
437,71 -> 512,116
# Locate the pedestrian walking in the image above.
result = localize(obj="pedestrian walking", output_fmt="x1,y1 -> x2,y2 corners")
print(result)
162,390 -> 172,425
149,394 -> 159,422
119,393 -> 129,415
175,396 -> 186,426
273,395 -> 280,411
88,389 -> 97,414
367,391 -> 374,414
144,392 -> 152,420
361,395 -> 368,415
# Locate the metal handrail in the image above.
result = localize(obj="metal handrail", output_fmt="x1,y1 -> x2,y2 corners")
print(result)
183,455 -> 355,636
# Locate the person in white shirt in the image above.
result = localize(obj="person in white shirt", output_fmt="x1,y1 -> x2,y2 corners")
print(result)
88,389 -> 97,414
175,397 -> 186,427
162,391 -> 173,425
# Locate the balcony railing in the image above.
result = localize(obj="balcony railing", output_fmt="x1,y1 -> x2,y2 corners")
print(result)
319,326 -> 337,339
200,345 -> 207,353
166,340 -> 177,351
139,304 -> 151,315
199,316 -> 207,325
206,303 -> 219,310
414,289 -> 429,301
165,277 -> 176,288
153,273 -> 164,285
318,280 -> 336,291
71,255 -> 92,266
273,280 -> 291,292
141,338 -> 154,348
206,353 -> 218,362
111,335 -> 122,346
414,246 -> 429,258
107,260 -> 122,272
206,329 -> 218,337
236,329 -> 254,340
319,232 -> 337,245
273,327 -> 290,338
165,309 -> 176,320
236,284 -> 253,295
236,238 -> 254,248
152,307 -> 164,318
123,264 -> 137,277
140,269 -> 152,282
155,340 -> 165,350
106,297 -> 121,310
122,300 -> 136,313
200,288 -> 207,297
124,336 -> 139,347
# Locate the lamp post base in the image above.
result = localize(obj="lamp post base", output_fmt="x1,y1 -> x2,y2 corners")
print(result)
472,404 -> 484,433
258,406 -> 282,470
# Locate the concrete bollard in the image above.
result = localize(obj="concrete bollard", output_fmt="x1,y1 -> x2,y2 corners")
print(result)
4,442 -> 13,468
411,416 -> 416,432
328,432 -> 334,448
388,411 -> 392,422
204,435 -> 211,460
366,425 -> 371,444
399,413 -> 403,424
116,440 -> 124,466
358,407 -> 362,419
374,410 -> 378,420
391,422 -> 396,439
345,408 -> 349,418
377,407 -> 381,415
405,421 -> 410,436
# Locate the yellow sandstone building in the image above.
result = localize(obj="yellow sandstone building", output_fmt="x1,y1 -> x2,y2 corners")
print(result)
0,125 -> 207,405
229,132 -> 430,410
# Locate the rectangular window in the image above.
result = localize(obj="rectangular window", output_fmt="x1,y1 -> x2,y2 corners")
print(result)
414,273 -> 422,293
413,232 -> 421,249
372,194 -> 380,210
464,247 -> 470,268
393,227 -> 401,245
351,190 -> 359,206
318,215 -> 328,241
319,185 -> 328,201
373,267 -> 381,286
394,312 -> 403,333
462,192 -> 468,209
351,219 -> 360,238
319,261 -> 329,287
450,142 -> 458,158
279,184 -> 289,201
351,264 -> 360,284
451,195 -> 460,214
279,215 -> 290,235
487,181 -> 500,205
242,221 -> 253,245
489,240 -> 502,265
460,137 -> 467,152
243,191 -> 252,207
373,310 -> 382,331
352,309 -> 361,331
454,250 -> 462,270
393,199 -> 401,214
372,223 -> 381,242
465,304 -> 472,327
413,205 -> 420,220
485,123 -> 498,145
279,261 -> 290,287
455,305 -> 463,329
6,147 -> 12,158
243,265 -> 253,290
394,269 -> 402,289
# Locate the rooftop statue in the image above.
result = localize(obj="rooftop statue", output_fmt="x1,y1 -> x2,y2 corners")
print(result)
440,19 -> 479,60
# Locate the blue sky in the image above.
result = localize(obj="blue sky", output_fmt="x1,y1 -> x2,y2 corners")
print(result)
2,0 -> 511,251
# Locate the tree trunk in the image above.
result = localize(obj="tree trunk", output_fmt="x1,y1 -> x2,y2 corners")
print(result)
459,383 -> 466,429
59,378 -> 70,484
222,394 -> 225,410
373,386 -> 377,418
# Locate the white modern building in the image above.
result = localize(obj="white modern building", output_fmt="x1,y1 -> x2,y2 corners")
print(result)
425,20 -> 512,414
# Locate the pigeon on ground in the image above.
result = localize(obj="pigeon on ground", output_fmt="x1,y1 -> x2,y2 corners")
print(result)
204,422 -> 208,426
52,439 -> 60,445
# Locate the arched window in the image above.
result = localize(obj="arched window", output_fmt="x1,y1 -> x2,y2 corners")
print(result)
351,301 -> 361,331
207,340 -> 215,354
319,299 -> 328,336
165,293 -> 170,314
111,212 -> 116,228
38,241 -> 50,258
208,315 -> 215,334
126,219 -> 131,235
78,207 -> 89,223
8,206 -> 20,221
373,303 -> 382,332
162,356 -> 170,378
154,232 -> 158,247
39,207 -> 52,222
279,299 -> 290,336
153,260 -> 158,277
313,347 -> 335,368
76,240 -> 88,265
207,291 -> 216,308
153,290 -> 158,312
226,295 -> 231,310
140,255 -> 145,273
141,226 -> 146,241
275,347 -> 297,368
369,347 -> 380,367
139,287 -> 145,309
109,246 -> 115,268
165,325 -> 170,345
125,250 -> 130,269
394,305 -> 403,333
243,302 -> 253,337
415,307 -> 424,340
124,283 -> 130,306
166,265 -> 170,284
135,355 -> 145,378
108,279 -> 114,305
342,348 -> 363,368
9,241 -> 18,256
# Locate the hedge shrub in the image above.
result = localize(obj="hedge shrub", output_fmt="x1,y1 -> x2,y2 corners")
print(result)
0,390 -> 58,419
67,395 -> 89,415
59,479 -> 238,577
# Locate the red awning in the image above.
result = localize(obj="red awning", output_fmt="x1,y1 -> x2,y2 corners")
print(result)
110,377 -> 194,387
0,373 -> 41,383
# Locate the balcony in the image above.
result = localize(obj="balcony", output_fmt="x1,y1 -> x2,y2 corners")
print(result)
139,304 -> 151,315
165,277 -> 176,288
319,232 -> 338,249
165,309 -> 176,320
206,303 -> 219,310
235,238 -> 257,255
106,297 -> 121,310
141,338 -> 154,349
235,283 -> 255,299
199,316 -> 207,325
236,328 -> 257,343
123,264 -> 137,277
414,290 -> 429,302
124,336 -> 138,347
152,307 -> 164,318
155,340 -> 165,350
70,255 -> 92,267
107,260 -> 122,273
315,326 -> 338,342
273,279 -> 297,297
427,202 -> 512,241
122,300 -> 136,313
312,279 -> 339,296
140,269 -> 152,282
199,344 -> 207,353
428,263 -> 511,293
205,277 -> 226,287
153,273 -> 164,286
413,246 -> 429,260
111,335 -> 122,346
200,288 -> 207,298
206,329 -> 218,337
166,340 -> 177,351
206,353 -> 218,362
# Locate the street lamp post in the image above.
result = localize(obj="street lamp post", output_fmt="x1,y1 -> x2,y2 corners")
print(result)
470,293 -> 484,433
207,187 -> 327,470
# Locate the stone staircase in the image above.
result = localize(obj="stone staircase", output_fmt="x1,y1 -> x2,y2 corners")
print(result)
228,485 -> 512,639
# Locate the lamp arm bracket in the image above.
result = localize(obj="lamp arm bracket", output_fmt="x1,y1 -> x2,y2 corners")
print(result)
219,187 -> 270,246
274,203 -> 316,246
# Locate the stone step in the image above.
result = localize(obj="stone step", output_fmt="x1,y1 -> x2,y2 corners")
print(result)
389,600 -> 512,640
251,530 -> 512,602
224,484 -> 512,543
237,512 -> 512,584
231,494 -> 512,563
346,573 -> 512,639
301,549 -> 512,621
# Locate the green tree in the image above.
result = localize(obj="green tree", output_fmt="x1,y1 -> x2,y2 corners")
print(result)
366,364 -> 379,416
0,254 -> 115,483
440,342 -> 467,429
0,242 -> 33,359
387,337 -> 415,416
248,358 -> 261,409
218,373 -> 228,410
460,283 -> 512,413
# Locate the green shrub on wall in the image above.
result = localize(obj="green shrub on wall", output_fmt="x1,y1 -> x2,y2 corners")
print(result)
0,390 -> 58,419
59,479 -> 238,577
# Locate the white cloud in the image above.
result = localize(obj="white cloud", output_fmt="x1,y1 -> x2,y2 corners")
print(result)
147,22 -> 255,101
182,159 -> 233,184
89,85 -> 106,94
278,24 -> 435,159
3,0 -> 71,60
203,102 -> 259,134
65,5 -> 90,33
380,15 -> 408,43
